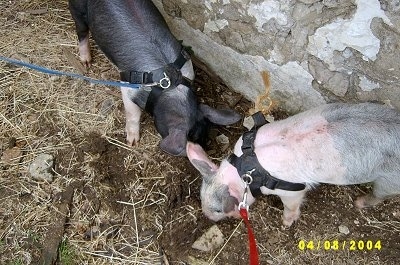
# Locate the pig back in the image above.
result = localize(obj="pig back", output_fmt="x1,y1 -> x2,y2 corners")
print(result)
322,103 -> 400,184
86,0 -> 182,72
252,103 -> 400,186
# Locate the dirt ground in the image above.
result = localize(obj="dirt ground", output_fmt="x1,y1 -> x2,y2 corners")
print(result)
1,1 -> 399,264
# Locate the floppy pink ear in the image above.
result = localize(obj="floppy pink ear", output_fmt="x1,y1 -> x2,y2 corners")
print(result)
186,142 -> 218,176
227,183 -> 242,203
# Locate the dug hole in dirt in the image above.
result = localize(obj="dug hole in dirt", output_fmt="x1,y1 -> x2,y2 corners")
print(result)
1,1 -> 399,265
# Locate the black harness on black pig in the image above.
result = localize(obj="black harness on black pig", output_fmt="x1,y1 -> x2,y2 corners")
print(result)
119,48 -> 193,114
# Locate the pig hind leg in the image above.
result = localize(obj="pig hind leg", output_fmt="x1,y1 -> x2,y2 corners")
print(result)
355,175 -> 400,208
279,190 -> 306,227
68,1 -> 91,67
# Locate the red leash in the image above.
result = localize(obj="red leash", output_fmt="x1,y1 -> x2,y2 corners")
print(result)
240,208 -> 259,265
238,170 -> 259,265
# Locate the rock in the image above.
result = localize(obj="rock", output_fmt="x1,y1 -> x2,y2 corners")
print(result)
156,0 -> 400,112
215,134 -> 230,152
49,76 -> 60,82
243,116 -> 255,130
244,113 -> 274,130
98,98 -> 115,117
338,224 -> 350,235
215,134 -> 229,145
192,225 -> 224,252
28,154 -> 54,182
265,114 -> 275,123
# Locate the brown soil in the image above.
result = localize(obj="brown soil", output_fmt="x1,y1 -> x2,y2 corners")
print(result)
0,1 -> 399,265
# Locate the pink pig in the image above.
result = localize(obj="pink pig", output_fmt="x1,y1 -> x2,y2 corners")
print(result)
186,103 -> 400,226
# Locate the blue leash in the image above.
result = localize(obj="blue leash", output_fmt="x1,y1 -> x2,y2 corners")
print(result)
0,55 -> 141,90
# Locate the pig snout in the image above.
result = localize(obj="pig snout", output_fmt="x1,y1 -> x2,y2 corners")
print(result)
203,208 -> 241,222
200,182 -> 241,222
152,87 -> 241,156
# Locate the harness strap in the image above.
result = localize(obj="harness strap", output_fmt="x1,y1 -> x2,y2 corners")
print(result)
144,86 -> 162,115
229,112 -> 306,197
120,48 -> 191,88
120,71 -> 153,84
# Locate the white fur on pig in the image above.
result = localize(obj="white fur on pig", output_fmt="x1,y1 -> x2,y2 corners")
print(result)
187,103 -> 400,226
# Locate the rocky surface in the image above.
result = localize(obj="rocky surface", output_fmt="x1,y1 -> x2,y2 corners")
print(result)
156,0 -> 400,113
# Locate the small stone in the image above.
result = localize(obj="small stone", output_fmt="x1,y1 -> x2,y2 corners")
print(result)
354,220 -> 360,225
49,76 -> 60,82
243,116 -> 255,130
192,225 -> 224,252
338,224 -> 350,235
215,134 -> 229,145
99,98 -> 115,117
383,100 -> 394,109
28,153 -> 54,182
265,114 -> 275,123
16,12 -> 29,21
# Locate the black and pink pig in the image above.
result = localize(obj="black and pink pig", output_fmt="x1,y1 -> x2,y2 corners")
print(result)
186,103 -> 400,226
68,0 -> 241,156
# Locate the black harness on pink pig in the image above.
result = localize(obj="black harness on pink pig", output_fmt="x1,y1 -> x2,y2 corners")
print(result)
228,112 -> 306,197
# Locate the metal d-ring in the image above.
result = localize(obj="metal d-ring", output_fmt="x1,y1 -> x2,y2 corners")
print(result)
241,169 -> 255,185
238,169 -> 255,211
159,72 -> 171,89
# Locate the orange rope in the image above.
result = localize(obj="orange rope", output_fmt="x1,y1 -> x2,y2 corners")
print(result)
250,71 -> 276,116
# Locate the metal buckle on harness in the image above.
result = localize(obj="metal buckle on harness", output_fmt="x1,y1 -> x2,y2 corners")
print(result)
159,72 -> 171,89
238,169 -> 255,211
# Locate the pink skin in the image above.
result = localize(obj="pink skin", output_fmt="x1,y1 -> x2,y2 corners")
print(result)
78,36 -> 91,69
121,87 -> 142,146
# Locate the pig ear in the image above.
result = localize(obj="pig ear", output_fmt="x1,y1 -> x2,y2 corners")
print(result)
199,104 -> 242,125
186,142 -> 218,176
160,129 -> 187,156
227,183 -> 242,203
223,195 -> 239,213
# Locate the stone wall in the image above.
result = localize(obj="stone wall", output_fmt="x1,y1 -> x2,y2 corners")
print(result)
155,0 -> 400,113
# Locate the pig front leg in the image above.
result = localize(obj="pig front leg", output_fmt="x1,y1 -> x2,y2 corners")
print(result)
279,190 -> 306,227
78,36 -> 91,68
121,87 -> 142,146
